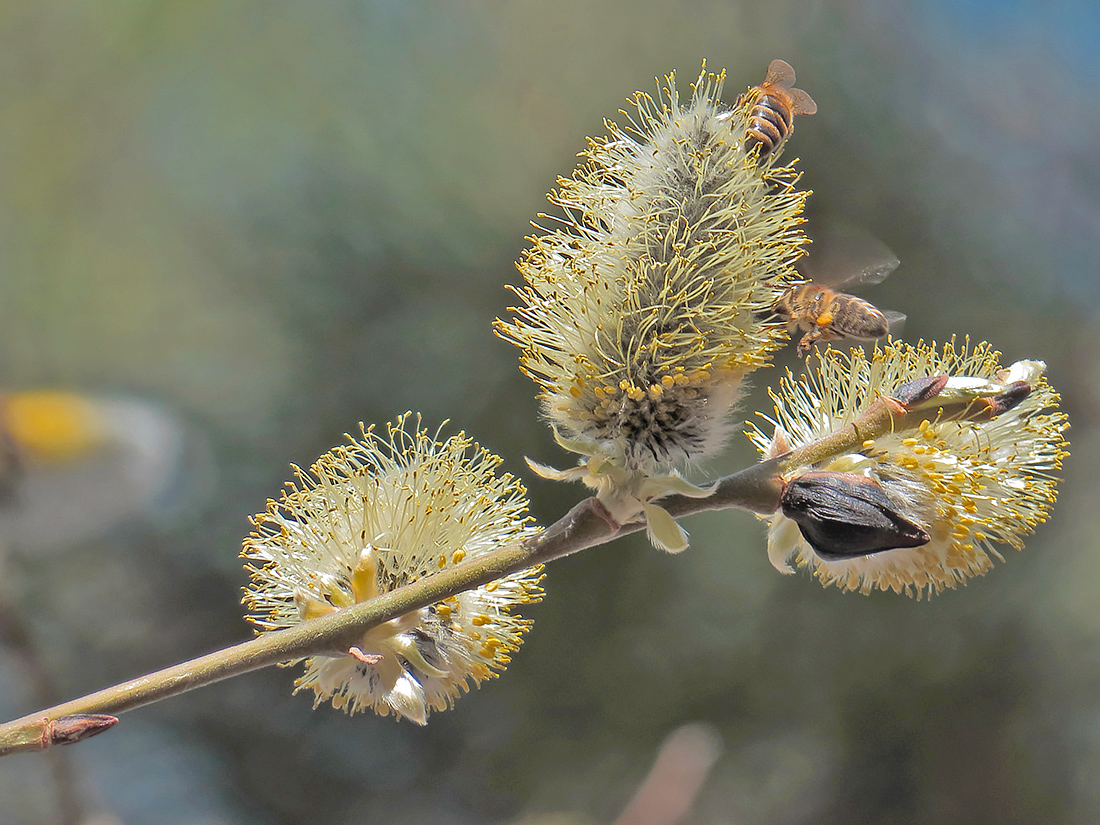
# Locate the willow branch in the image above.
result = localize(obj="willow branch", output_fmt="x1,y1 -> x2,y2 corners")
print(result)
0,395 -> 909,757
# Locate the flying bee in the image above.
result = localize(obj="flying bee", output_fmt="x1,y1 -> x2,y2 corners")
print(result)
776,285 -> 897,357
742,59 -> 817,160
775,222 -> 906,356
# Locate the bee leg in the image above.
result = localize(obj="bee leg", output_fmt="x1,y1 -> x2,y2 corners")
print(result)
797,329 -> 822,357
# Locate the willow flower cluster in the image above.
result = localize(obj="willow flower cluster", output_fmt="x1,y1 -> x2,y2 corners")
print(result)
748,339 -> 1069,597
241,415 -> 543,724
497,63 -> 813,552
231,59 -> 1069,741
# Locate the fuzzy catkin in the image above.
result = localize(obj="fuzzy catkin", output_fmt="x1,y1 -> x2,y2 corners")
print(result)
750,340 -> 1069,597
241,415 -> 543,723
498,65 -> 810,475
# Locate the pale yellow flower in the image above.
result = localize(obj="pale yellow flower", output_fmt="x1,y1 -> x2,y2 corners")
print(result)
748,340 -> 1068,597
242,414 -> 543,723
497,62 -> 812,550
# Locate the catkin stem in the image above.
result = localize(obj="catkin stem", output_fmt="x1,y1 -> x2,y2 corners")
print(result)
0,396 -> 904,757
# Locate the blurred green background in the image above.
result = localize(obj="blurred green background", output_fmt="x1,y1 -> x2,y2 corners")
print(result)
1,1 -> 1098,823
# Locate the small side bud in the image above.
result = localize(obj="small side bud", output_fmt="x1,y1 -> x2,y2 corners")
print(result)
763,424 -> 791,461
43,714 -> 118,748
971,381 -> 1031,421
997,360 -> 1046,386
994,380 -> 1032,410
780,471 -> 930,560
937,379 -> 1033,423
899,367 -> 1036,424
891,374 -> 948,408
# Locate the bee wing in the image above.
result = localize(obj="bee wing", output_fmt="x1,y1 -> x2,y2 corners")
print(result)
883,310 -> 907,336
763,59 -> 797,89
788,88 -> 817,116
796,221 -> 900,288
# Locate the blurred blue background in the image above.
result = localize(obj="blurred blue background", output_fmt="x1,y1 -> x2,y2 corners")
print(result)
1,1 -> 1099,823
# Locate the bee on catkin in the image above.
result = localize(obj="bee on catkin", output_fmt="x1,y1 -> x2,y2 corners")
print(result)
497,61 -> 815,551
741,59 -> 817,161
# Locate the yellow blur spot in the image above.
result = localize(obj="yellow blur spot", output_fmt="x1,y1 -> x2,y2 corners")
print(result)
3,392 -> 103,462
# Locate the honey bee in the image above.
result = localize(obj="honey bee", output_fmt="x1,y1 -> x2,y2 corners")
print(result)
775,222 -> 906,356
743,59 -> 817,159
